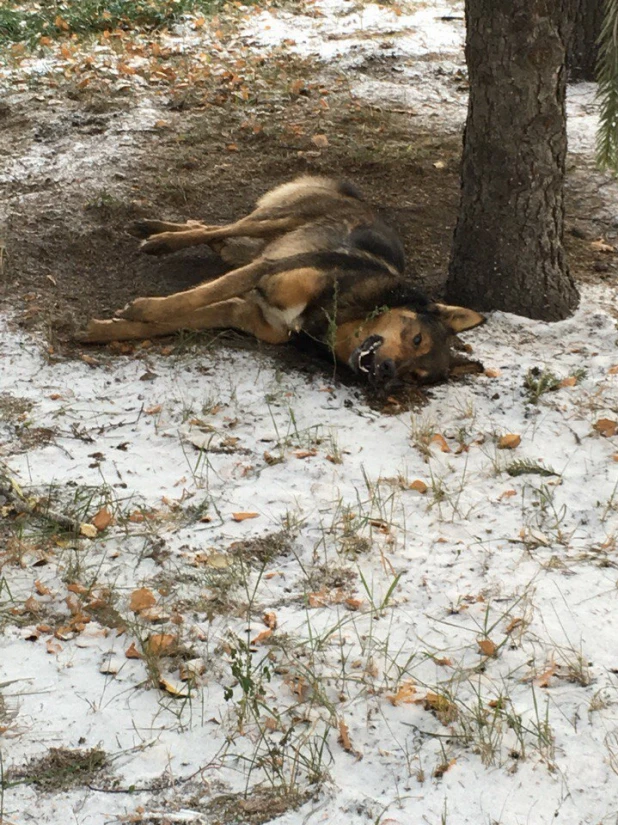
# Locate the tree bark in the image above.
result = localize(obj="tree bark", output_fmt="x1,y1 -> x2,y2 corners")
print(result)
447,0 -> 580,321
568,0 -> 604,81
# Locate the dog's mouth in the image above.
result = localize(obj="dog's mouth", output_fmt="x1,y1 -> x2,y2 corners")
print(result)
349,334 -> 397,384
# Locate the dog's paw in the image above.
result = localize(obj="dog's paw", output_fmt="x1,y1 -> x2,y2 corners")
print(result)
76,318 -> 135,343
116,297 -> 166,323
126,220 -> 164,240
139,233 -> 177,256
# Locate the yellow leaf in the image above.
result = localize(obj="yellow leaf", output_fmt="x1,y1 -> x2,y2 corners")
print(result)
159,677 -> 189,698
79,523 -> 98,538
498,433 -> 521,449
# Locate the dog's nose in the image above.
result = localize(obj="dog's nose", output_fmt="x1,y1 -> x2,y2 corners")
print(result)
377,359 -> 396,381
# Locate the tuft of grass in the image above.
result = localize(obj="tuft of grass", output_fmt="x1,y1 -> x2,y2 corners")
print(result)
506,459 -> 558,478
7,747 -> 108,791
0,0 -> 221,46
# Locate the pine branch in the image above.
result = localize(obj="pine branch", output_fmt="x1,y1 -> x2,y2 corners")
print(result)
596,0 -> 618,171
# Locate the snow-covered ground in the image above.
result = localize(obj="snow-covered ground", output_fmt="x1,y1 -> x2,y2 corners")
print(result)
1,2 -> 618,825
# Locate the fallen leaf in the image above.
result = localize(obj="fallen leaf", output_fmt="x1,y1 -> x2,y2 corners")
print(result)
386,680 -> 417,705
179,658 -> 206,681
146,633 -> 177,657
433,160 -> 446,169
609,365 -> 618,375
345,597 -> 362,611
559,376 -> 577,387
498,489 -> 517,500
594,418 -> 617,437
430,433 -> 451,453
423,692 -> 458,723
159,677 -> 189,698
590,239 -> 615,253
35,580 -> 51,596
251,628 -> 272,645
125,642 -> 142,659
409,479 -> 428,494
477,638 -> 497,656
263,611 -> 277,629
433,758 -> 457,778
24,596 -> 40,614
294,449 -> 317,459
232,512 -> 260,521
79,523 -> 98,538
145,404 -> 162,415
498,434 -> 521,449
484,367 -> 501,378
505,617 -> 523,634
338,718 -> 359,755
536,662 -> 557,688
311,134 -> 329,148
129,588 -> 156,612
92,506 -> 113,532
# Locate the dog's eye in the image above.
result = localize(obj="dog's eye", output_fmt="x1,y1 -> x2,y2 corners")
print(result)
413,333 -> 422,346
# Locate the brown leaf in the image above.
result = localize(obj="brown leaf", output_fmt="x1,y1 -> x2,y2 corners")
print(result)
505,617 -> 523,634
536,662 -> 557,688
145,404 -> 162,415
484,367 -> 501,378
386,680 -> 417,705
477,638 -> 497,656
24,596 -> 40,614
146,633 -> 177,657
498,433 -> 521,449
609,365 -> 618,375
294,449 -> 317,459
409,479 -> 428,494
590,239 -> 615,253
251,628 -> 272,645
129,587 -> 156,612
92,506 -> 113,532
559,376 -> 577,387
594,418 -> 617,437
311,134 -> 329,148
231,512 -> 260,521
345,597 -> 362,611
35,580 -> 51,596
125,642 -> 142,659
262,611 -> 277,629
338,719 -> 353,752
430,433 -> 451,453
498,489 -> 517,500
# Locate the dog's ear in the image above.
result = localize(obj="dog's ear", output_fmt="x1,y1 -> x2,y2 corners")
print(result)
432,304 -> 486,333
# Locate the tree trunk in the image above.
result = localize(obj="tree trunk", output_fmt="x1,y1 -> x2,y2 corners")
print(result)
447,0 -> 580,321
568,0 -> 604,81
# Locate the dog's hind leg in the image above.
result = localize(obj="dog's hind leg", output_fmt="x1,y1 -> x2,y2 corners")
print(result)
80,298 -> 290,344
127,219 -> 206,240
138,214 -> 304,256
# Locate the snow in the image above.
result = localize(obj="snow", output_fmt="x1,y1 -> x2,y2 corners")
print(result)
1,1 -> 618,824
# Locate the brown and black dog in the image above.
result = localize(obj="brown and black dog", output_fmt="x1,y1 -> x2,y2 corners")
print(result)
82,176 -> 484,385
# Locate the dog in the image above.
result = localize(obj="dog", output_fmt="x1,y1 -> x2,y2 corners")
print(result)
81,176 -> 484,385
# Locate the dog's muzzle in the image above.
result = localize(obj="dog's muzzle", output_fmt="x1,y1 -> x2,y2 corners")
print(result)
349,335 -> 396,383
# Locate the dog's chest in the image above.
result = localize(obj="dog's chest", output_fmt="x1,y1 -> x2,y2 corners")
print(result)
253,291 -> 307,333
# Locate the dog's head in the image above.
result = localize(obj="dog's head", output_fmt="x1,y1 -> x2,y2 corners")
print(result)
338,304 -> 485,385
